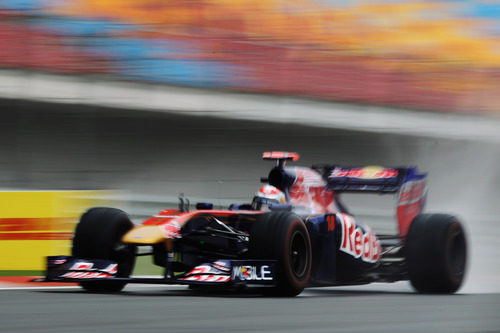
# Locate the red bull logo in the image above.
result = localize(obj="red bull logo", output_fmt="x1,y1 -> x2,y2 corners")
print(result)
330,166 -> 398,180
338,213 -> 380,263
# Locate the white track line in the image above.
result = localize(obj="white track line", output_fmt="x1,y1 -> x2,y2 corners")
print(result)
0,284 -> 188,291
0,286 -> 79,291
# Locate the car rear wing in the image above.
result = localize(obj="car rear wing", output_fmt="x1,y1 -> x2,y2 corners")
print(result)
324,165 -> 424,193
261,153 -> 427,236
319,165 -> 427,236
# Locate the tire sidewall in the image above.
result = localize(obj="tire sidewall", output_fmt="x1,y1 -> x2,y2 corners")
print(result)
443,222 -> 467,288
72,207 -> 136,292
405,213 -> 467,293
250,211 -> 312,296
280,219 -> 311,289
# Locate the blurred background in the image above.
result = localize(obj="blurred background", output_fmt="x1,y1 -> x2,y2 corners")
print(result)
2,0 -> 500,113
0,0 -> 499,292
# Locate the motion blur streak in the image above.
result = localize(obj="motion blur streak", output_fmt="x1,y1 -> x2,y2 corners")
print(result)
1,0 -> 500,114
0,0 -> 499,296
0,101 -> 499,293
0,190 -> 116,270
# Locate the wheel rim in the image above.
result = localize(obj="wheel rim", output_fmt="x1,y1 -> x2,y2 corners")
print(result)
289,230 -> 308,279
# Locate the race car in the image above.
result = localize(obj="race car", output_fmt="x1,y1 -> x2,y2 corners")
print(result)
37,151 -> 467,296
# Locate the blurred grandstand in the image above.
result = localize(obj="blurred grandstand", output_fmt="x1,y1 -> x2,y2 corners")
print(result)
1,0 -> 500,114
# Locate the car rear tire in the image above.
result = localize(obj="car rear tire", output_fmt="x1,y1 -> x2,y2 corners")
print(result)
405,213 -> 467,294
249,211 -> 312,296
72,207 -> 136,292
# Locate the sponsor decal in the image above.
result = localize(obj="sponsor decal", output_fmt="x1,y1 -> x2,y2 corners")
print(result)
396,179 -> 427,235
338,213 -> 380,263
161,220 -> 181,239
51,258 -> 67,265
182,264 -> 230,282
61,271 -> 113,279
61,262 -> 118,279
231,265 -> 273,281
329,167 -> 398,180
263,151 -> 299,161
212,260 -> 231,272
289,167 -> 336,214
69,262 -> 94,271
326,215 -> 336,232
0,217 -> 74,240
181,275 -> 230,282
398,180 -> 427,205
185,265 -> 211,276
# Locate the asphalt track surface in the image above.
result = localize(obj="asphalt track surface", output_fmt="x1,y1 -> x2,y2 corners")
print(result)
0,284 -> 499,333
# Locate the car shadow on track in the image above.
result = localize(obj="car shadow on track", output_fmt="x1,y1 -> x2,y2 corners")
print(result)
34,285 -> 432,298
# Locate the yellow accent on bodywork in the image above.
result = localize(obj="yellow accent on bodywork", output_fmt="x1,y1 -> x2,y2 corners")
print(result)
121,225 -> 165,244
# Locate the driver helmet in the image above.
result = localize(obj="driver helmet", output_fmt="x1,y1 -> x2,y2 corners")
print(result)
252,185 -> 286,210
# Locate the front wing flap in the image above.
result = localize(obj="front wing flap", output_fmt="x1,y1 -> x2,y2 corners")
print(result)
36,256 -> 277,287
44,255 -> 119,280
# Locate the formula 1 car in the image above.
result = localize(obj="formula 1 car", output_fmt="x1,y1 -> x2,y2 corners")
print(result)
38,152 -> 467,296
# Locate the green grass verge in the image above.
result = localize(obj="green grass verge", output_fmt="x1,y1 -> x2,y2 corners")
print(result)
132,255 -> 164,276
0,270 -> 43,277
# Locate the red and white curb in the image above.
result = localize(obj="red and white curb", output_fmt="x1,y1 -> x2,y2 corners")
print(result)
0,276 -> 187,291
0,276 -> 78,290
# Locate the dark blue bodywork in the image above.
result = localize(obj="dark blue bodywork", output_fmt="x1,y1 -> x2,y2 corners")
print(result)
261,159 -> 426,286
